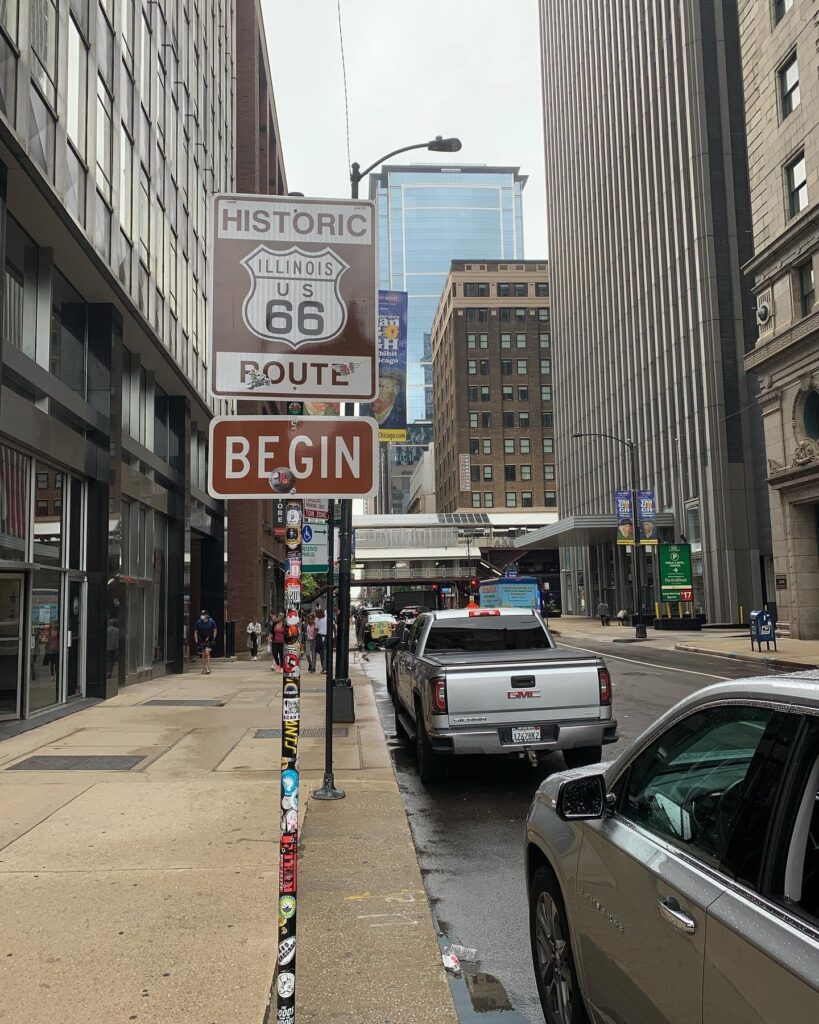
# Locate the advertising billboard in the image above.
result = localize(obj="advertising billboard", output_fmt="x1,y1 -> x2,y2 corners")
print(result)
362,291 -> 408,441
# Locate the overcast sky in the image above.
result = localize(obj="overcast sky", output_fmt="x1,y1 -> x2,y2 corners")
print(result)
261,0 -> 548,257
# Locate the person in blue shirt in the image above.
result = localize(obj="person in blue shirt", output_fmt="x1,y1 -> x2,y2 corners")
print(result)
194,609 -> 218,674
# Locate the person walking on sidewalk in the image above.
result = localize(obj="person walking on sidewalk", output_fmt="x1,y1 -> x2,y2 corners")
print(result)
270,613 -> 285,673
315,606 -> 328,672
194,609 -> 218,674
597,600 -> 610,626
304,612 -> 317,673
246,616 -> 262,661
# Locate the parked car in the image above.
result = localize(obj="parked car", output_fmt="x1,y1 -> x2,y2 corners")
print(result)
355,606 -> 384,644
525,674 -> 819,1024
385,620 -> 410,694
386,608 -> 616,783
399,605 -> 422,622
359,612 -> 397,651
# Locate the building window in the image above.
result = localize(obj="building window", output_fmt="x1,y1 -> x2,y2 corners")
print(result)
502,384 -> 513,400
505,465 -> 516,482
517,359 -> 527,375
514,282 -> 527,297
482,439 -> 492,455
467,333 -> 476,349
538,307 -> 550,322
468,385 -> 479,401
541,385 -> 552,402
480,359 -> 490,375
543,438 -> 554,454
542,412 -> 553,428
780,53 -> 800,118
51,270 -> 87,398
503,411 -> 515,428
787,153 -> 808,218
470,465 -> 480,483
521,491 -> 533,508
544,465 -> 555,481
468,359 -> 477,375
521,464 -> 532,481
501,333 -> 511,348
520,438 -> 530,454
774,0 -> 793,23
31,0 -> 58,104
518,385 -> 529,401
483,465 -> 493,481
466,307 -> 477,322
36,498 -> 49,517
66,16 -> 88,157
516,333 -> 527,348
464,281 -> 488,297
501,360 -> 512,376
481,412 -> 491,428
539,333 -> 551,348
514,308 -> 526,322
519,412 -> 530,429
479,333 -> 488,348
37,472 -> 49,489
544,491 -> 557,508
497,283 -> 510,296
506,491 -> 517,508
472,492 -> 481,508
541,359 -> 551,375
477,308 -> 488,323
469,413 -> 478,429
499,307 -> 511,322
480,386 -> 490,401
504,439 -> 516,454
536,282 -> 549,297
470,438 -> 480,455
803,389 -> 819,440
798,259 -> 815,317
484,492 -> 494,507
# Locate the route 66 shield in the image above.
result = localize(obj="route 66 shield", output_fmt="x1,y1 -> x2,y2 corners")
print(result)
241,245 -> 349,347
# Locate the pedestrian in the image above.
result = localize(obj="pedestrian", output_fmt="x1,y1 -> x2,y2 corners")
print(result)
270,612 -> 284,672
106,619 -> 119,678
194,609 -> 218,674
597,600 -> 610,626
616,608 -> 628,627
264,611 -> 275,655
304,612 -> 317,673
246,616 -> 262,661
315,605 -> 328,672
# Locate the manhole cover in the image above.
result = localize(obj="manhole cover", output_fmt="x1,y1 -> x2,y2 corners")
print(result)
7,755 -> 145,771
254,728 -> 349,739
143,699 -> 225,706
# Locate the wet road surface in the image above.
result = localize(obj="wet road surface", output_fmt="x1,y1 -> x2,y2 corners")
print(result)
361,638 -> 780,1023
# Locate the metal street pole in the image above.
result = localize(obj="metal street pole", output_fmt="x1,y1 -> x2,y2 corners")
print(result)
628,439 -> 647,639
313,499 -> 345,800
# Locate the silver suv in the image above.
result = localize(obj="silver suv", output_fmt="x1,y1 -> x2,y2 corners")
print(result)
525,674 -> 819,1024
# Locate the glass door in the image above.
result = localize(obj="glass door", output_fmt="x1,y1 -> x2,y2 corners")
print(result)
0,574 -> 24,720
66,576 -> 85,699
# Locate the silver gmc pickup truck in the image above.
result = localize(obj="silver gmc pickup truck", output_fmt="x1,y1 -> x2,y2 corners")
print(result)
387,608 -> 617,783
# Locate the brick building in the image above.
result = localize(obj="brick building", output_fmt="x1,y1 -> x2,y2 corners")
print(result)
431,261 -> 554,513
225,0 -> 288,649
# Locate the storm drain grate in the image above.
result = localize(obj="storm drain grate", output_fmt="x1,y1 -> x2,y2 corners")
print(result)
143,699 -> 225,707
254,728 -> 349,739
7,754 -> 146,771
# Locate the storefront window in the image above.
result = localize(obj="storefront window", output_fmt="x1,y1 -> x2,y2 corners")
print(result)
30,567 -> 61,710
33,463 -> 64,566
0,444 -> 30,561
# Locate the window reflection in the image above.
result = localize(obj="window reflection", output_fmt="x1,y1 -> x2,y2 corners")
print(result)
0,444 -> 30,561
30,567 -> 61,711
34,463 -> 64,566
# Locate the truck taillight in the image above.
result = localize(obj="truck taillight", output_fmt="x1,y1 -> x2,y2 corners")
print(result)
431,677 -> 448,714
598,667 -> 612,706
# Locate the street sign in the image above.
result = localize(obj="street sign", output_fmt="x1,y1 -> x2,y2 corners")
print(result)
659,543 -> 693,601
304,498 -> 330,521
210,194 -> 377,400
303,522 -> 329,573
208,415 -> 379,499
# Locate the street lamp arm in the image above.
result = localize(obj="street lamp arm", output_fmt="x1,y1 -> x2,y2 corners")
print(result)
353,141 -> 442,185
571,431 -> 635,453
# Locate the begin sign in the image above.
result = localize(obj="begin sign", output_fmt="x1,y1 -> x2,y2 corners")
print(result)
208,416 -> 378,499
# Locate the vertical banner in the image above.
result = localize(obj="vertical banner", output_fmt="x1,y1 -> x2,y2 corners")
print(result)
615,490 -> 634,545
362,290 -> 408,441
637,490 -> 658,545
459,454 -> 472,492
277,499 -> 302,1020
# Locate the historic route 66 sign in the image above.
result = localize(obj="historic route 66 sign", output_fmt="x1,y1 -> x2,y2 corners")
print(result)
210,195 -> 377,401
241,246 -> 349,346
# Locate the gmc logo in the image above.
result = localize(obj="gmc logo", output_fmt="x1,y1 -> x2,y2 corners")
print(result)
508,690 -> 541,699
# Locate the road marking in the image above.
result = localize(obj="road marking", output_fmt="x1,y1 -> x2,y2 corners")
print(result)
559,642 -> 730,681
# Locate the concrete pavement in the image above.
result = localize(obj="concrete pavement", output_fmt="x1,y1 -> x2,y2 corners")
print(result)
0,656 -> 456,1024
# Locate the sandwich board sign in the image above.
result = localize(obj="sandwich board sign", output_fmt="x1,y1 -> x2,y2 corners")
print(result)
210,194 -> 377,401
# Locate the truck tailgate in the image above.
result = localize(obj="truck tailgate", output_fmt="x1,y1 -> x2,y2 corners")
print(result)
442,656 -> 602,725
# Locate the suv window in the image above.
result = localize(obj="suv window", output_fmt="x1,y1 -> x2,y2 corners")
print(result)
424,615 -> 551,653
620,704 -> 797,889
407,614 -> 427,652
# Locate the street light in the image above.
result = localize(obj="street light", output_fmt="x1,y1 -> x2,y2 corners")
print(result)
571,432 -> 647,640
333,135 -> 463,696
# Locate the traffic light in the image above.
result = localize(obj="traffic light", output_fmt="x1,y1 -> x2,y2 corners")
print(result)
470,578 -> 478,590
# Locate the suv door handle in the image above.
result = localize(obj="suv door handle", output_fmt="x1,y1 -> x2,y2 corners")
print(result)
657,896 -> 696,934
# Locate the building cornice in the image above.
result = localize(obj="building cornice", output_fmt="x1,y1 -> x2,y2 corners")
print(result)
743,203 -> 819,284
744,309 -> 819,372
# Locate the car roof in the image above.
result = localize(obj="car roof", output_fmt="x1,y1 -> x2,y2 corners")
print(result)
673,672 -> 819,712
427,608 -> 539,619
367,613 -> 395,622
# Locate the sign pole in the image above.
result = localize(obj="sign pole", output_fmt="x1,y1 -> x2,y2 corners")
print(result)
276,497 -> 302,1018
313,498 -> 345,801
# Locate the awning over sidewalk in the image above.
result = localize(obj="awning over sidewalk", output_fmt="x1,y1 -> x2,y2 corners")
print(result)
513,512 -> 676,550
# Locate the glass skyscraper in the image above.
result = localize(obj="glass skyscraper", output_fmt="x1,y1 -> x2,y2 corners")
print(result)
371,165 -> 526,421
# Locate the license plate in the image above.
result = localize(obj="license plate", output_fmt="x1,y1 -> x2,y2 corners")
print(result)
512,726 -> 542,744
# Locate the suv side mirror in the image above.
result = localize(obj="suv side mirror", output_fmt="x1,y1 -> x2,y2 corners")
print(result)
556,775 -> 608,821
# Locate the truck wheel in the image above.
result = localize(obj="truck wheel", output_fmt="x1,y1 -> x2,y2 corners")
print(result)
562,746 -> 603,769
415,706 -> 450,784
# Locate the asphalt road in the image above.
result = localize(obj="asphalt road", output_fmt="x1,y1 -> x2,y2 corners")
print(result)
362,639 -> 779,1024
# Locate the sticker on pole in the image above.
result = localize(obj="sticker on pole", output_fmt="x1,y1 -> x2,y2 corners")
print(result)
210,195 -> 377,400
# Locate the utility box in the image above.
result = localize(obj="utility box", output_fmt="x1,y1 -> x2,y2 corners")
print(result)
750,610 -> 777,653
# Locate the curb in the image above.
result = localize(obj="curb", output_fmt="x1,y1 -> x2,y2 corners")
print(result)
674,643 -> 818,674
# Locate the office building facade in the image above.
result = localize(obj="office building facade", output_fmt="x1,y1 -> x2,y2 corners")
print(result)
538,0 -> 770,622
431,261 -> 554,514
738,0 -> 819,638
0,0 -> 282,724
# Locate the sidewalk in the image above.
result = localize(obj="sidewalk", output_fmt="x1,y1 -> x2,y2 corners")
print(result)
0,657 -> 456,1024
552,615 -> 819,672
